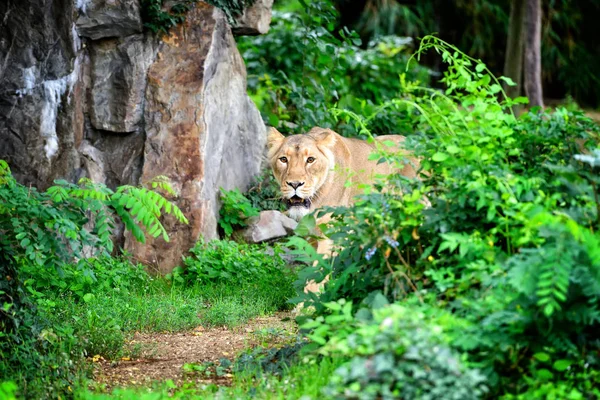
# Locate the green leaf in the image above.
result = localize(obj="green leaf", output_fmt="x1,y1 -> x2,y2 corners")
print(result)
83,293 -> 95,303
446,145 -> 460,154
535,368 -> 554,381
432,152 -> 449,162
553,360 -> 571,371
533,352 -> 550,362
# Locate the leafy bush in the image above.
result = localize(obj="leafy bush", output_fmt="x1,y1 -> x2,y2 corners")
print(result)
237,0 -> 431,136
20,256 -> 148,306
303,300 -> 488,400
289,36 -> 600,398
0,160 -> 186,398
180,239 -> 290,284
218,188 -> 260,236
177,240 -> 296,312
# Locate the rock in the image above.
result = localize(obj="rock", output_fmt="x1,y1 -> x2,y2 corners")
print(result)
84,125 -> 145,187
124,3 -> 267,273
241,210 -> 297,243
76,0 -> 143,40
0,0 -> 84,189
89,34 -> 156,133
232,0 -> 273,36
79,140 -> 107,183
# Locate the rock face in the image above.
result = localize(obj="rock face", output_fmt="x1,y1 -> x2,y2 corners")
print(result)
0,0 -> 271,273
241,210 -> 298,243
89,34 -> 155,132
125,4 -> 266,272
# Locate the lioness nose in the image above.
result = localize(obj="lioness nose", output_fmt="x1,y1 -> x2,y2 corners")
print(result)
286,181 -> 305,190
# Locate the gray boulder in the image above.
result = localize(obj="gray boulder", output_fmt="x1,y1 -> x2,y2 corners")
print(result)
241,210 -> 298,243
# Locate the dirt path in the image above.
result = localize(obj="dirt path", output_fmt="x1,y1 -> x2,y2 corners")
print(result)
93,312 -> 296,389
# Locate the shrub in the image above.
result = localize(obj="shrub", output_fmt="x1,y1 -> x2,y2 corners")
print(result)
178,240 -> 296,311
303,300 -> 488,400
244,169 -> 286,212
288,36 -> 600,397
180,239 -> 289,284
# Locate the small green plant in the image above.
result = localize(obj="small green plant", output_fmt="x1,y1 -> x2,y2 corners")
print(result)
235,338 -> 306,377
140,0 -> 189,34
218,188 -> 259,236
183,358 -> 232,377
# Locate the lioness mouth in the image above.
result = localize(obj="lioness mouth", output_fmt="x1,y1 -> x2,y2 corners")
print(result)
286,195 -> 311,209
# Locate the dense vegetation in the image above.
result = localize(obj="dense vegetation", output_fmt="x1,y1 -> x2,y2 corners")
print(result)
2,0 -> 600,399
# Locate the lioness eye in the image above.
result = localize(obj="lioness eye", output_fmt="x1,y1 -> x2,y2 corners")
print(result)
307,157 -> 315,163
279,157 -> 288,163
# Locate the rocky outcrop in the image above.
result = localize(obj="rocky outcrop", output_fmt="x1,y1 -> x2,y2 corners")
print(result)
0,0 -> 271,273
125,4 -> 266,273
76,0 -> 143,40
232,0 -> 273,36
241,210 -> 298,243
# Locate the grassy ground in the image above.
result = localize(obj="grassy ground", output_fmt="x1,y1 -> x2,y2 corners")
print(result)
77,356 -> 342,399
45,280 -> 290,360
3,249 -> 298,399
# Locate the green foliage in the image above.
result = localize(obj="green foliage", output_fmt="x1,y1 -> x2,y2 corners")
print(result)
218,187 -> 259,236
178,240 -> 295,315
0,160 -> 186,398
288,36 -> 600,398
0,382 -> 17,400
237,0 -> 430,136
304,301 -> 488,400
181,240 -> 287,284
182,358 -> 232,378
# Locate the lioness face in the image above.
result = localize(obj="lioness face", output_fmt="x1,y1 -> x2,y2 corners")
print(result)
267,127 -> 336,220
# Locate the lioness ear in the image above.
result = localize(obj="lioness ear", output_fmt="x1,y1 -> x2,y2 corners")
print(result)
267,127 -> 285,150
313,129 -> 337,149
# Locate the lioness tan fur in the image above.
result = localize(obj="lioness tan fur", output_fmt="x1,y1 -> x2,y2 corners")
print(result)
267,126 -> 420,224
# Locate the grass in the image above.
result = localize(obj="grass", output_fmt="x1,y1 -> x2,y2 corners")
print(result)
75,357 -> 343,399
44,278 -> 293,360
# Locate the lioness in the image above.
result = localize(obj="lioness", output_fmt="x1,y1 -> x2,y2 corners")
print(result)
267,126 -> 421,256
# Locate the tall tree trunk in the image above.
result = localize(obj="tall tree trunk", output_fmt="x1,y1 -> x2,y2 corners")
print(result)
524,0 -> 544,108
503,0 -> 526,100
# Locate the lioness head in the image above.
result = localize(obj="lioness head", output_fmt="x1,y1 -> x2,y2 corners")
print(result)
267,127 -> 337,220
